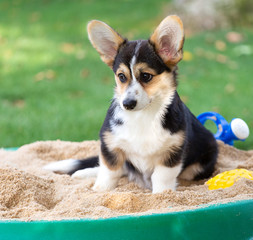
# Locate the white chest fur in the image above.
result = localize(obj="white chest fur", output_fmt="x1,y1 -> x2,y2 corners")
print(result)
109,104 -> 183,174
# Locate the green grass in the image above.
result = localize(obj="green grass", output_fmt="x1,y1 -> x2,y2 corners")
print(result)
0,0 -> 252,150
178,29 -> 253,149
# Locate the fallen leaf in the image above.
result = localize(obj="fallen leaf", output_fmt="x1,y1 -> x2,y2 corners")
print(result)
102,76 -> 111,84
212,106 -> 220,113
61,43 -> 75,54
183,51 -> 193,61
180,95 -> 189,103
3,49 -> 13,60
45,69 -> 56,80
76,50 -> 86,60
216,54 -> 227,63
29,12 -> 41,22
125,31 -> 135,39
0,35 -> 6,45
13,99 -> 25,109
34,70 -> 56,81
69,91 -> 84,98
225,83 -> 235,93
215,40 -> 226,51
226,32 -> 243,43
80,69 -> 90,78
34,72 -> 45,81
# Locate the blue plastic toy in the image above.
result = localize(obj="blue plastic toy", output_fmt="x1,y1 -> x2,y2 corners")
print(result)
197,112 -> 250,146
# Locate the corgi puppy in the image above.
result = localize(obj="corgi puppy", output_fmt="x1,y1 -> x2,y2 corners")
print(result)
45,16 -> 218,193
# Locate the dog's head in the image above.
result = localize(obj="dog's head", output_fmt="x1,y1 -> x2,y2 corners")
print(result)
87,16 -> 184,111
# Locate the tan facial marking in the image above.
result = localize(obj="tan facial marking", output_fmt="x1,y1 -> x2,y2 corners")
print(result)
115,63 -> 131,95
143,71 -> 176,101
132,63 -> 157,77
101,131 -> 126,170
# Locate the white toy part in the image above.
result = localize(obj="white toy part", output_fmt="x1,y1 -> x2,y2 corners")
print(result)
231,118 -> 250,140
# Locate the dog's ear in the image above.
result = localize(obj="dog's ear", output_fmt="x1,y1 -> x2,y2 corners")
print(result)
150,15 -> 184,66
87,20 -> 125,68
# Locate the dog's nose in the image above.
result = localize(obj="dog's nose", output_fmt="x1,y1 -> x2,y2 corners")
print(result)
123,99 -> 137,110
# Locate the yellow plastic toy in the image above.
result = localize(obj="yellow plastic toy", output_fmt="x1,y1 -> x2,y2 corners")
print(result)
206,169 -> 253,190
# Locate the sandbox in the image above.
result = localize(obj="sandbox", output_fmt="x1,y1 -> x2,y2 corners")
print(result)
0,140 -> 252,239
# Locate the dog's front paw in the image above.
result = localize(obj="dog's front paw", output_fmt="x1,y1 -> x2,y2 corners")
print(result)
92,162 -> 123,192
92,179 -> 117,192
152,184 -> 176,194
151,165 -> 182,193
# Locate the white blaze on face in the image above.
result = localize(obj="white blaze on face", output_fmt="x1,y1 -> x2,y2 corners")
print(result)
120,54 -> 151,111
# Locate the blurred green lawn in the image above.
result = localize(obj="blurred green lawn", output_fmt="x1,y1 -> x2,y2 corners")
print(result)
0,0 -> 252,149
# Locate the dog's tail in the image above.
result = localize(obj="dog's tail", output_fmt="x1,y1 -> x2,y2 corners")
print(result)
44,156 -> 99,178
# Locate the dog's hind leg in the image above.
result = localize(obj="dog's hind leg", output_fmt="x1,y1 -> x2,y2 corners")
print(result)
179,143 -> 218,181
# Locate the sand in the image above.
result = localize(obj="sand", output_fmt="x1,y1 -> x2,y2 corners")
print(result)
0,140 -> 252,221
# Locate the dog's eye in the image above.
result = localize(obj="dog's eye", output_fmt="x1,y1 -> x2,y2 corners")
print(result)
140,72 -> 153,83
118,73 -> 127,83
